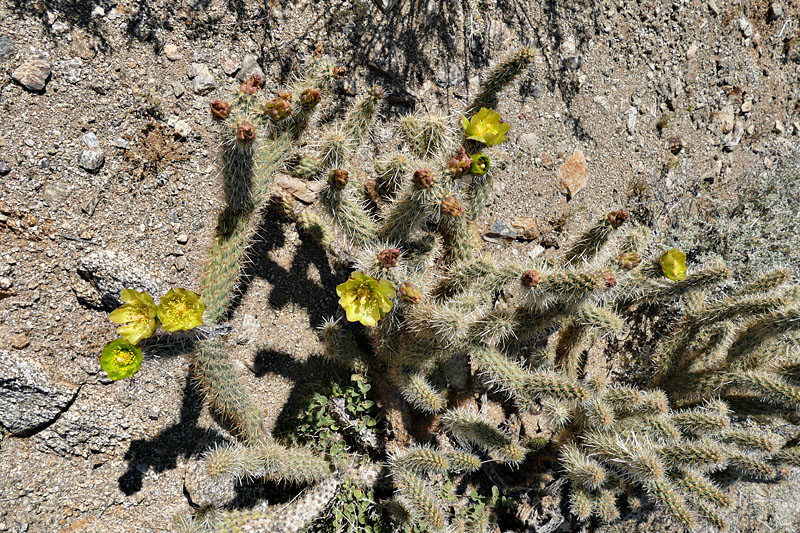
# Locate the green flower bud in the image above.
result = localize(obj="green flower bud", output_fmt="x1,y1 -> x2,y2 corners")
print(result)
299,88 -> 321,108
470,154 -> 490,175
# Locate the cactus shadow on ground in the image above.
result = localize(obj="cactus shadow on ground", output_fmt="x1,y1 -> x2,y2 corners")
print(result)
118,374 -> 225,495
223,209 -> 342,329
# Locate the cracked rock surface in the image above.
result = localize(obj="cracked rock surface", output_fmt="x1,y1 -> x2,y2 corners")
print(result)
0,350 -> 78,436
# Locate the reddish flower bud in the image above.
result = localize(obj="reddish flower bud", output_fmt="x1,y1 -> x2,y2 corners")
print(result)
447,147 -> 472,177
239,73 -> 263,95
607,210 -> 630,229
236,121 -> 256,143
210,100 -> 231,119
377,248 -> 401,268
440,195 -> 463,217
397,282 -> 423,304
333,66 -> 347,79
521,270 -> 542,288
617,252 -> 643,270
265,91 -> 292,121
602,270 -> 617,288
300,88 -> 321,108
412,168 -> 435,190
327,169 -> 349,189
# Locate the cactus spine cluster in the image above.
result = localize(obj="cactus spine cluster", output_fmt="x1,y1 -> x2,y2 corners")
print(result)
181,48 -> 800,533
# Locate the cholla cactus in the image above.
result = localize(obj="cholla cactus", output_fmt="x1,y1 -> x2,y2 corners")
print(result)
179,47 -> 800,533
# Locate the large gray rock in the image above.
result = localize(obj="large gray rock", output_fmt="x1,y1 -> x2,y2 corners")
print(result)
235,54 -> 264,83
188,62 -> 216,95
72,249 -> 168,310
0,350 -> 78,436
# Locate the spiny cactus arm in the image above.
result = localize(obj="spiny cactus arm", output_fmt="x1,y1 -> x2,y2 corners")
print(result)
583,432 -> 666,481
201,219 -> 251,324
470,344 -> 535,410
533,270 -> 607,310
670,406 -> 730,436
569,487 -> 594,522
433,257 -> 495,297
397,371 -> 446,414
727,453 -> 778,480
439,197 -> 478,264
633,414 -> 682,442
524,370 -> 590,402
406,301 -> 468,349
561,443 -> 608,491
319,171 -> 379,248
214,476 -> 340,533
393,468 -> 448,532
193,340 -> 266,443
320,318 -> 369,373
564,211 -> 629,266
204,440 -> 331,485
728,370 -> 800,410
644,478 -> 695,530
465,173 -> 493,222
391,445 -> 450,476
773,446 -> 800,466
692,499 -> 726,531
580,398 -> 617,431
719,429 -> 779,453
553,321 -> 589,379
510,307 -> 565,346
441,406 -> 526,465
659,440 -> 726,471
735,269 -> 791,296
602,385 -> 645,414
576,303 -> 624,334
467,309 -> 518,345
593,489 -> 620,524
374,152 -> 414,199
399,112 -> 452,159
540,398 -> 575,429
379,186 -> 440,245
631,264 -> 732,303
296,210 -> 334,249
670,469 -> 731,507
445,450 -> 483,473
343,86 -> 385,148
467,47 -> 535,113
726,308 -> 800,364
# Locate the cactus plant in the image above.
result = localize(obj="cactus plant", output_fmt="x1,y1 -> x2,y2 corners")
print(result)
162,49 -> 800,533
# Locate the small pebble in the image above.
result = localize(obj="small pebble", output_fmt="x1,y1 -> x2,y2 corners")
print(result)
12,55 -> 51,91
10,333 -> 29,350
176,233 -> 189,245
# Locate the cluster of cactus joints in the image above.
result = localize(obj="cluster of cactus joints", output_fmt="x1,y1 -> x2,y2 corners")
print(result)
181,58 -> 347,531
188,45 -> 800,532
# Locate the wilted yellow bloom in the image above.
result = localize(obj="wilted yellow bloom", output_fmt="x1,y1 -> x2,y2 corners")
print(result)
100,338 -> 143,381
336,272 -> 395,327
108,289 -> 157,345
157,288 -> 205,332
661,248 -> 688,281
461,108 -> 510,146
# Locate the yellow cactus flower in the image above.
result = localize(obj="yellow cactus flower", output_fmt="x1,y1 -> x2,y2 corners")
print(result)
100,338 -> 143,381
108,289 -> 158,345
157,288 -> 205,332
661,248 -> 688,281
336,272 -> 395,327
461,108 -> 510,146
